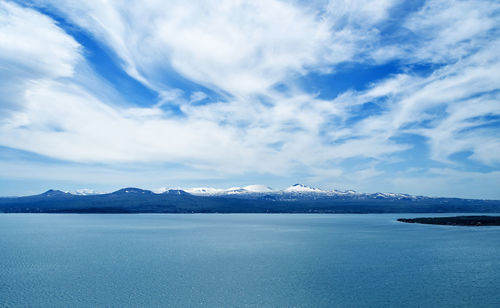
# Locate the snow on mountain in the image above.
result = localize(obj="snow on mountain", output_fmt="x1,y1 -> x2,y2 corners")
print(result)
224,187 -> 248,194
370,192 -> 416,199
162,189 -> 190,195
70,189 -> 104,195
184,184 -> 362,196
111,188 -> 154,195
184,187 -> 227,195
284,184 -> 325,193
183,184 -> 274,195
153,187 -> 169,194
224,185 -> 275,194
332,189 -> 357,196
243,185 -> 274,193
73,184 -> 417,200
41,189 -> 70,197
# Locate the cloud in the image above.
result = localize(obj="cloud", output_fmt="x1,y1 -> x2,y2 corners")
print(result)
0,0 -> 499,197
30,0 -> 328,95
353,39 -> 500,166
403,0 -> 499,63
189,91 -> 208,104
390,169 -> 500,199
31,0 -> 402,96
0,1 -> 80,78
0,1 -> 81,114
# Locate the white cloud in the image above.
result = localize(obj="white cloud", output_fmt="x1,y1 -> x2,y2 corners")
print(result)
0,1 -> 81,114
0,0 -> 499,198
332,0 -> 500,168
404,0 -> 499,63
189,91 -> 208,103
32,0 -> 401,96
369,0 -> 500,65
31,0 -> 329,95
390,169 -> 500,199
353,37 -> 500,166
326,0 -> 396,26
0,1 -> 80,78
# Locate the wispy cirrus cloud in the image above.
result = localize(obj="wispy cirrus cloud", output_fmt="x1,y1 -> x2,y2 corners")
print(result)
0,1 -> 80,115
30,0 -> 335,95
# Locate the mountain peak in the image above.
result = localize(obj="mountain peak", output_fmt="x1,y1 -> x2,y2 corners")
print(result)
162,189 -> 190,195
71,189 -> 103,196
243,184 -> 274,193
111,187 -> 154,195
284,184 -> 324,193
184,187 -> 226,195
40,189 -> 70,197
185,184 -> 275,195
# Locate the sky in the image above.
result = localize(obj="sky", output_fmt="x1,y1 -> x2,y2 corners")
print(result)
0,0 -> 499,198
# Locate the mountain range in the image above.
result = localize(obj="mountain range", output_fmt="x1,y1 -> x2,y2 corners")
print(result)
1,184 -> 499,214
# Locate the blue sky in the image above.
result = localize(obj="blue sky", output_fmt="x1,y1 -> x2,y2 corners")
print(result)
0,0 -> 499,198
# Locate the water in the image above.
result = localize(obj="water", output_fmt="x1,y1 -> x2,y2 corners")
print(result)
1,214 -> 499,307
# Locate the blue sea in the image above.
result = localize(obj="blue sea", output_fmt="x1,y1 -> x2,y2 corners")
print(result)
1,214 -> 499,307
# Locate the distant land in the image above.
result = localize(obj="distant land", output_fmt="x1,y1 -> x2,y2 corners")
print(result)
398,216 -> 500,226
1,184 -> 500,214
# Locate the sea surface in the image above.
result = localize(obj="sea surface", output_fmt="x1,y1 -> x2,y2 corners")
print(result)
1,213 -> 499,307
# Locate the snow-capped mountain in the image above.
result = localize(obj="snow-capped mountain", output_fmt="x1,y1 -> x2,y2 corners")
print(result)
184,184 -> 331,195
182,187 -> 227,195
177,184 -> 420,201
284,184 -> 325,193
240,184 -> 274,193
154,183 -> 416,199
111,188 -> 154,195
61,184 -> 418,201
69,189 -> 104,196
4,185 -> 498,214
178,185 -> 274,196
40,189 -> 71,197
